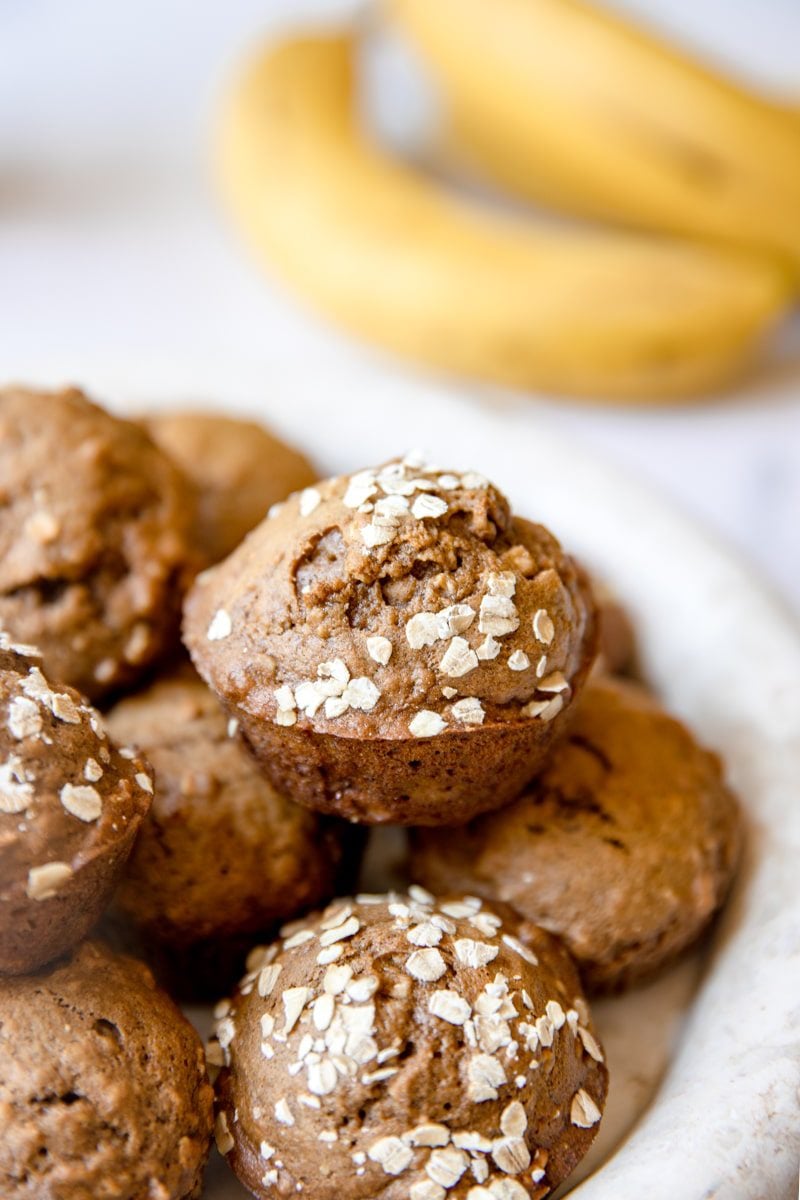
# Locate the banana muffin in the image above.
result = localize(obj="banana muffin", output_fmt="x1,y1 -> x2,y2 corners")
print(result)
142,409 -> 317,563
0,633 -> 153,975
183,456 -> 597,824
106,668 -> 358,996
0,386 -> 196,700
413,677 -> 741,990
0,940 -> 213,1200
592,581 -> 638,678
208,889 -> 607,1199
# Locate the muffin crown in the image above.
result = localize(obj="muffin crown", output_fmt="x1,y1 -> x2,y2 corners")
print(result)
0,631 -> 153,904
209,888 -> 607,1199
184,455 -> 595,740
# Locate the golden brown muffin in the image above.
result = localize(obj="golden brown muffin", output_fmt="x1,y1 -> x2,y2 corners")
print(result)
413,677 -> 741,991
208,889 -> 607,1199
0,386 -> 197,701
183,456 -> 597,825
0,940 -> 213,1200
142,409 -> 317,563
105,668 -> 358,996
0,633 -> 153,975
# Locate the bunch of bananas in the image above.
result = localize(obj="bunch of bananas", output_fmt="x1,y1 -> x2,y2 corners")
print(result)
217,0 -> 800,401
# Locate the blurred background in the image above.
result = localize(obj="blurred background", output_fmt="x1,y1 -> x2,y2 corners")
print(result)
3,0 -> 800,608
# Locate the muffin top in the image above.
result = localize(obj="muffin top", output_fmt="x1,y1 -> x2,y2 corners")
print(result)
184,456 -> 595,740
142,410 -> 318,563
106,670 -> 349,943
0,386 -> 196,699
412,676 -> 741,990
0,632 -> 153,908
0,939 -> 213,1200
209,889 -> 607,1200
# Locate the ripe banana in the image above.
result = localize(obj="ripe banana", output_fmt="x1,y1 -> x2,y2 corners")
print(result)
218,32 -> 788,400
390,0 -> 800,279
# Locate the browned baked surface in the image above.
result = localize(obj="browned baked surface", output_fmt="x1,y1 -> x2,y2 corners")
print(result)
0,940 -> 213,1200
209,890 -> 607,1200
594,592 -> 638,678
142,410 -> 317,563
0,634 -> 152,974
105,668 -> 357,991
0,387 -> 196,700
413,677 -> 741,991
184,457 -> 596,824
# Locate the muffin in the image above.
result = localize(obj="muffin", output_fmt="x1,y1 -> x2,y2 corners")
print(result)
592,581 -> 638,678
0,939 -> 213,1200
183,456 -> 597,824
0,386 -> 196,700
413,677 -> 741,990
142,409 -> 317,563
0,633 -> 153,974
105,668 -> 358,996
208,889 -> 607,1199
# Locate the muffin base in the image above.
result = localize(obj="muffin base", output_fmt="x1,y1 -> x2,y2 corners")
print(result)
236,709 -> 575,825
0,822 -> 144,976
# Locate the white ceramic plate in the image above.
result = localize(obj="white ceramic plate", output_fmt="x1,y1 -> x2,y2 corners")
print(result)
28,357 -> 800,1199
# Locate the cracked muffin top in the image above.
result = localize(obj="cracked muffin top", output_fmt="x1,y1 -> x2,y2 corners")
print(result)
412,676 -> 742,990
183,455 -> 595,741
208,888 -> 607,1200
0,386 -> 196,700
0,939 -> 213,1200
0,632 -> 152,911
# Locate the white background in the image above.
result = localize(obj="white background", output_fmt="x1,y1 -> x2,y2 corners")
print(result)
3,0 -> 800,612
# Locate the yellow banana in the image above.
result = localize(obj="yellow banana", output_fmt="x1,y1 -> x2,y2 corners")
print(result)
390,0 -> 800,279
218,32 -> 788,400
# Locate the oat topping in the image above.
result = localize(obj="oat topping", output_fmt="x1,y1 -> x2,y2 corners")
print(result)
366,636 -> 393,666
451,698 -> 485,726
409,711 -> 448,738
570,1089 -> 602,1128
439,637 -> 479,679
206,609 -> 232,641
478,595 -> 520,638
532,610 -> 555,645
26,861 -> 73,900
84,758 -> 104,782
476,635 -> 501,661
507,651 -> 530,672
0,756 -> 33,814
299,487 -> 322,517
59,783 -> 102,823
213,891 -> 604,1195
7,696 -> 43,740
215,1111 -> 235,1155
202,459 -> 586,748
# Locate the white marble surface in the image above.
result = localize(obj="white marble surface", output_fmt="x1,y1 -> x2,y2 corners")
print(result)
3,0 -> 800,615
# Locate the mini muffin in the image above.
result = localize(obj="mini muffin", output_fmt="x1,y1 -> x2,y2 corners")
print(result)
413,677 -> 741,991
142,409 -> 317,563
0,633 -> 153,975
0,939 -> 213,1200
105,668 -> 358,996
183,456 -> 597,825
208,889 -> 607,1200
0,386 -> 196,700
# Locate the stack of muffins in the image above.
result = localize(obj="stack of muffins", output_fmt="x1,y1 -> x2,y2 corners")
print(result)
0,387 -> 741,1200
